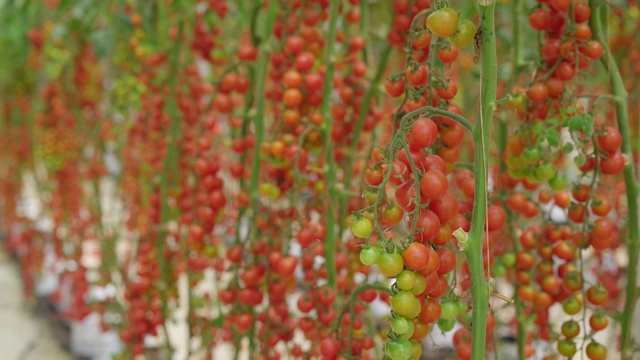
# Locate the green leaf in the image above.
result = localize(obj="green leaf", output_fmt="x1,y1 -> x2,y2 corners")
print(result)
544,129 -> 560,147
564,112 -> 594,137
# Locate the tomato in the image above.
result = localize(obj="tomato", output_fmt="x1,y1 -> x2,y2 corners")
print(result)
591,197 -> 611,216
546,77 -> 564,98
360,247 -> 381,266
586,342 -> 607,360
437,317 -> 455,332
352,218 -> 373,238
439,301 -> 458,320
385,79 -> 405,97
385,339 -> 413,360
405,65 -> 428,87
550,0 -> 571,11
412,32 -> 432,49
420,170 -> 448,201
413,209 -> 441,242
391,290 -> 421,318
396,181 -> 417,212
411,320 -> 429,340
408,118 -> 438,149
548,172 -> 568,191
590,218 -> 614,250
589,313 -> 609,331
436,82 -> 457,100
391,316 -> 411,335
535,162 -> 556,181
487,205 -> 506,232
441,123 -> 464,147
575,23 -> 592,40
426,8 -> 459,38
528,82 -> 549,103
429,192 -> 458,223
419,298 -> 441,323
562,296 -> 582,315
600,151 -> 624,175
402,242 -> 431,270
396,270 -> 417,290
436,248 -> 455,275
557,339 -> 577,357
384,205 -> 404,224
597,126 -> 622,153
450,19 -> 476,48
378,252 -> 404,277
411,273 -> 427,295
586,285 -> 609,305
319,338 -> 341,358
574,2 -> 591,23
529,9 -> 551,31
437,45 -> 459,63
561,320 -> 580,338
582,40 -> 603,60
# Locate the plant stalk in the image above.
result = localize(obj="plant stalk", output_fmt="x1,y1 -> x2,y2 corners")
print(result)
590,1 -> 639,357
320,0 -> 340,289
466,1 -> 497,359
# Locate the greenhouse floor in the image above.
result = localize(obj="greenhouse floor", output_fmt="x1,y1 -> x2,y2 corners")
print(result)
0,250 -> 71,360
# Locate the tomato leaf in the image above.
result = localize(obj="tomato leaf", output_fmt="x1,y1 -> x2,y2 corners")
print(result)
565,112 -> 594,137
544,129 -> 560,147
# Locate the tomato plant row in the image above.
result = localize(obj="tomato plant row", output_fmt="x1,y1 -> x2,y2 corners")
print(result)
0,0 -> 639,359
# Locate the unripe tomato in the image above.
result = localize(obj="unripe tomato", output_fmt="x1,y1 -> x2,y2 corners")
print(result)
450,19 -> 476,48
378,252 -> 404,277
426,8 -> 459,38
359,247 -> 381,266
352,218 -> 373,238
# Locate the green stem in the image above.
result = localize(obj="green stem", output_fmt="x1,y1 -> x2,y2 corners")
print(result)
320,0 -> 340,290
156,20 -> 185,354
246,0 -> 279,354
466,1 -> 497,359
590,1 -> 639,358
247,0 -> 278,239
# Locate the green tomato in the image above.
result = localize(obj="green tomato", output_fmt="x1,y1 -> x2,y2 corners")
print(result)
455,300 -> 468,314
573,153 -> 587,167
503,253 -> 516,267
549,172 -> 568,191
359,247 -> 381,266
562,296 -> 582,315
437,317 -> 456,332
523,147 -> 542,164
411,273 -> 427,295
506,154 -> 526,170
536,162 -> 557,181
396,270 -> 417,291
492,261 -> 507,277
391,316 -> 410,335
399,318 -> 415,339
557,339 -> 577,357
378,253 -> 404,278
352,218 -> 373,238
426,8 -> 459,37
507,92 -> 525,110
440,301 -> 459,320
385,339 -> 413,360
508,167 -> 526,179
450,19 -> 477,48
391,291 -> 421,319
561,320 -> 580,339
